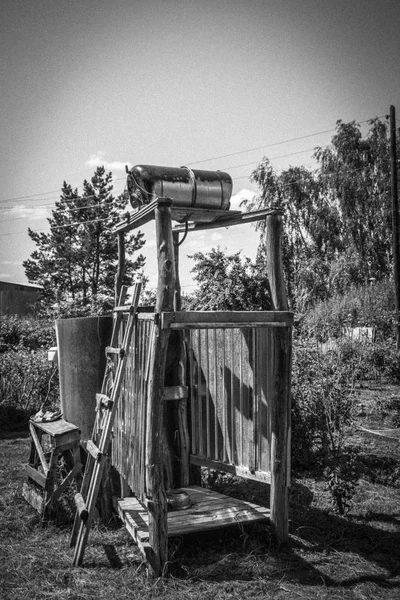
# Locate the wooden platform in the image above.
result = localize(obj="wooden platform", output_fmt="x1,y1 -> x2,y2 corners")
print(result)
118,486 -> 270,545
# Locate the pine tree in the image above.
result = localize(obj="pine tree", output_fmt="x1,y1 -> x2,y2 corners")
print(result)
23,167 -> 145,316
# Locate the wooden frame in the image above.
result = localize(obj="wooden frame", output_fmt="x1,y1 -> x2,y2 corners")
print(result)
112,199 -> 292,575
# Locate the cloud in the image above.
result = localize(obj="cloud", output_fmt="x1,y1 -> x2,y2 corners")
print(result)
86,152 -> 132,173
229,188 -> 256,211
9,205 -> 50,220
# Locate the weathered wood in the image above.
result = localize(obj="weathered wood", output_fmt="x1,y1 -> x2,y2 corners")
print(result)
115,231 -> 125,305
52,462 -> 82,503
29,422 -> 49,474
114,200 -> 159,233
172,207 -> 284,233
162,310 -> 293,329
264,214 -> 289,312
264,212 -> 291,546
118,486 -> 270,541
86,440 -> 102,461
22,482 -> 44,513
189,455 -> 271,483
162,385 -> 188,401
145,198 -> 175,576
32,419 -> 80,439
26,465 -> 46,488
71,284 -> 141,565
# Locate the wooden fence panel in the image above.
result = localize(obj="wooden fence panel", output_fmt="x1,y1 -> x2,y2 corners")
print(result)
112,319 -> 154,503
188,326 -> 275,481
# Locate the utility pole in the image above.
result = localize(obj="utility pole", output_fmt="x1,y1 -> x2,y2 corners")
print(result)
390,105 -> 400,349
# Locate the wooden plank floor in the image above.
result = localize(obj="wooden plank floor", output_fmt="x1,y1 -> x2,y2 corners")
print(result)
118,486 -> 270,544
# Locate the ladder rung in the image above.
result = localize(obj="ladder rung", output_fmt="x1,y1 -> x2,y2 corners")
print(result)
74,493 -> 89,521
105,346 -> 125,357
86,440 -> 103,461
106,346 -> 125,358
96,393 -> 113,409
113,305 -> 135,314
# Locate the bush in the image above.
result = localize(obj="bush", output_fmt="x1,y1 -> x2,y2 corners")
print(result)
0,316 -> 59,429
0,348 -> 59,429
0,315 -> 56,353
291,342 -> 360,513
299,280 -> 395,342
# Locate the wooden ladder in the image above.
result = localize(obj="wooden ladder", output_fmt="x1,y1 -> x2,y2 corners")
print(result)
70,283 -> 141,566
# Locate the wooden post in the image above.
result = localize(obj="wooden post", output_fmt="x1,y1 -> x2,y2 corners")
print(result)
172,232 -> 190,487
146,199 -> 176,575
264,213 -> 291,545
390,105 -> 400,349
115,232 -> 125,305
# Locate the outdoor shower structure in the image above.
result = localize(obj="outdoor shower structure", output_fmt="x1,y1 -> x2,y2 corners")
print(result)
110,165 -> 292,575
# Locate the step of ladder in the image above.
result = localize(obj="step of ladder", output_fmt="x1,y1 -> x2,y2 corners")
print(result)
70,283 -> 141,566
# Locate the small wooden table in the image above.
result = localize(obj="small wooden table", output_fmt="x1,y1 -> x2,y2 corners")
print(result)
23,418 -> 82,522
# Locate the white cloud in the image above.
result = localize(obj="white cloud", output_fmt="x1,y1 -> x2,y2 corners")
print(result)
10,205 -> 50,220
86,152 -> 132,173
229,188 -> 256,211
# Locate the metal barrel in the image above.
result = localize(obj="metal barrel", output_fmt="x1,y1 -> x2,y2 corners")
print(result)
55,316 -> 113,440
126,165 -> 232,211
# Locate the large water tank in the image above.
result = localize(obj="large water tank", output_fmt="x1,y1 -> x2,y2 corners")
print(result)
126,165 -> 232,211
55,316 -> 113,440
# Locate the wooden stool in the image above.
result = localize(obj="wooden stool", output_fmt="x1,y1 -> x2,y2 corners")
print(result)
23,418 -> 82,522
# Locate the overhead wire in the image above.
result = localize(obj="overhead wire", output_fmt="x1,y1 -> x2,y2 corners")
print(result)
0,113 -> 391,236
0,114 -> 386,207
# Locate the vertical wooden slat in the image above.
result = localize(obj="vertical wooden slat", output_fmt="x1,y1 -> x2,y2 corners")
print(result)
222,329 -> 228,463
205,329 -> 211,458
189,331 -> 199,454
213,328 -> 219,461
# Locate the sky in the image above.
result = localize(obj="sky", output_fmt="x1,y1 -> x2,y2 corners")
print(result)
1,0 -> 400,292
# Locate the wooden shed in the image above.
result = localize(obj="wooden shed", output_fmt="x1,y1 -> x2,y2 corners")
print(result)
0,280 -> 42,316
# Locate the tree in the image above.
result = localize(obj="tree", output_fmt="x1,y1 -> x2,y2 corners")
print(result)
244,118 -> 395,311
187,247 -> 272,311
23,167 -> 145,316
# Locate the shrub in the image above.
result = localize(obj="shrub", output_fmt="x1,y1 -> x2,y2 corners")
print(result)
291,342 -> 360,513
0,315 -> 56,353
0,348 -> 59,429
299,279 -> 395,342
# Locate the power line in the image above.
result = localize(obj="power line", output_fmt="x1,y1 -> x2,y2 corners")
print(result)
222,147 -> 317,172
0,114 -> 387,207
0,176 -> 127,206
185,117 -> 385,167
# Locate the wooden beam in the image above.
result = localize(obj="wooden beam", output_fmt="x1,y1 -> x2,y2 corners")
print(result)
171,207 -> 241,223
29,422 -> 49,475
265,213 -> 289,312
114,200 -> 159,233
161,310 -> 293,329
189,455 -> 271,484
115,231 -> 125,305
145,198 -> 175,576
264,212 -> 291,546
172,208 -> 283,233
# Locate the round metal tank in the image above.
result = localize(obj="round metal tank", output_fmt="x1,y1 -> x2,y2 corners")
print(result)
55,316 -> 113,440
126,165 -> 232,211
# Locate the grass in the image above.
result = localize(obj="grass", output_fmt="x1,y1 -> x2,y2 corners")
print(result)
1,385 -> 400,599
